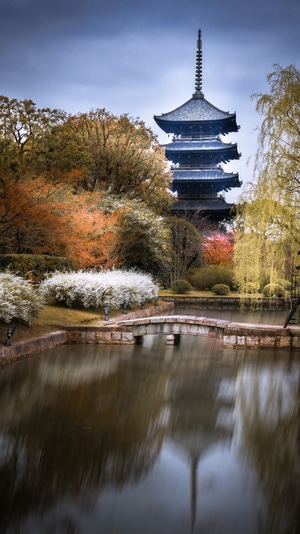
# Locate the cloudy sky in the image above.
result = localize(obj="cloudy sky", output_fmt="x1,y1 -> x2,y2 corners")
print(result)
1,0 -> 299,201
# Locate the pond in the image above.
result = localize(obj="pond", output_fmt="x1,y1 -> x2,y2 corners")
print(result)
174,306 -> 290,325
0,324 -> 299,533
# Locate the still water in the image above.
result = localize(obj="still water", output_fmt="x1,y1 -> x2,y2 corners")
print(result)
0,316 -> 300,533
175,307 -> 290,325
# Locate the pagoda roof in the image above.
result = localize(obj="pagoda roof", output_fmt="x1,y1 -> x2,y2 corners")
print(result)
172,168 -> 238,179
173,197 -> 235,210
172,168 -> 242,191
165,138 -> 240,165
164,138 -> 238,152
154,30 -> 239,136
172,198 -> 236,220
155,95 -> 236,124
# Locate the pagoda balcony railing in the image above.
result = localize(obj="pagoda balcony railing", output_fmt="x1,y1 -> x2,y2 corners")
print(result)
170,163 -> 217,170
179,192 -> 224,201
173,134 -> 221,141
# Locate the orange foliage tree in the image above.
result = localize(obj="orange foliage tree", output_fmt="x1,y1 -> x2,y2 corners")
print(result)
0,96 -> 173,274
203,232 -> 234,267
1,175 -> 123,268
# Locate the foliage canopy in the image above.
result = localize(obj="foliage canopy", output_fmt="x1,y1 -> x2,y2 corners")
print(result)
0,96 -> 173,272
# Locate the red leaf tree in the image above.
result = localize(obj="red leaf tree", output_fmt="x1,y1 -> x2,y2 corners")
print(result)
203,232 -> 234,267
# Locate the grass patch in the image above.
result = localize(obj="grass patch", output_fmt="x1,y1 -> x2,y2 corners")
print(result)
36,305 -> 103,327
0,305 -> 100,343
0,304 -> 131,344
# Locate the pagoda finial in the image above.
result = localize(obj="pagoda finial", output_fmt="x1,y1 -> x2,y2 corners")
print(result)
193,29 -> 204,99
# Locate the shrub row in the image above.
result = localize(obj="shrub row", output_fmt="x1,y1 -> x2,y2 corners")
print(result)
186,265 -> 235,291
0,254 -> 74,282
170,267 -> 290,298
0,269 -> 159,325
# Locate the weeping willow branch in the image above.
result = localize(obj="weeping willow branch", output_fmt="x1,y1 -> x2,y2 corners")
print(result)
235,65 -> 300,295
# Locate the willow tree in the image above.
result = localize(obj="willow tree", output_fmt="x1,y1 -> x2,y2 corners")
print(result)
234,64 -> 300,294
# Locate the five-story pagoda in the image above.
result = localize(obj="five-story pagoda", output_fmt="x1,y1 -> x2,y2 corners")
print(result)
154,30 -> 242,222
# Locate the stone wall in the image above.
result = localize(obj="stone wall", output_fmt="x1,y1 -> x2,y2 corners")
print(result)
161,295 -> 290,310
0,331 -> 67,366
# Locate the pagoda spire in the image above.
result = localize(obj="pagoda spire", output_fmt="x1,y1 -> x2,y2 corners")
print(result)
193,29 -> 204,99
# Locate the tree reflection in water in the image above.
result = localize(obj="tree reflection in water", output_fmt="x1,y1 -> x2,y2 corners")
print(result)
235,355 -> 300,533
0,336 -> 299,533
0,343 -> 167,530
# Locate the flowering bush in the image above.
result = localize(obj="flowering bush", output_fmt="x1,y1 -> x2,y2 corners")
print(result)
38,269 -> 159,309
0,272 -> 44,325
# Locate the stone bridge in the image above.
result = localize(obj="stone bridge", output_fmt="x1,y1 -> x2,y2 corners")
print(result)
66,315 -> 300,350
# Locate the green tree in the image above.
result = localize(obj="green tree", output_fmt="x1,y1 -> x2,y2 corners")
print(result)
99,194 -> 173,282
234,64 -> 300,293
61,109 -> 173,213
0,95 -> 66,180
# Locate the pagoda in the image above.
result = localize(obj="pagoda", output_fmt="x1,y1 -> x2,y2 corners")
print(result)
154,30 -> 242,222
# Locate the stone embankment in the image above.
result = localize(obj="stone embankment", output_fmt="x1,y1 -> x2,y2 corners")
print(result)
160,295 -> 290,310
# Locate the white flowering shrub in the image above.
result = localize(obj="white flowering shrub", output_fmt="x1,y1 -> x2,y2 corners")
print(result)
0,272 -> 44,325
38,269 -> 159,309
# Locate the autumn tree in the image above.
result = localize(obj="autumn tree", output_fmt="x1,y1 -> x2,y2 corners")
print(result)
234,64 -> 300,293
0,96 -> 77,252
0,176 -> 122,268
0,96 -> 173,271
0,99 -> 113,264
203,232 -> 234,266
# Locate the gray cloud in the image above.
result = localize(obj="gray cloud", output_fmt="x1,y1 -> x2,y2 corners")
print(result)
0,0 -> 299,201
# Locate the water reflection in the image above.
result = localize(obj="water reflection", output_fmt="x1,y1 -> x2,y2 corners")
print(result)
0,335 -> 299,533
175,307 -> 289,325
235,361 -> 300,533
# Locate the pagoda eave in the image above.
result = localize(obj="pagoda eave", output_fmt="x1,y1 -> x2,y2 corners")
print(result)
164,139 -> 239,150
155,116 -> 238,137
166,147 -> 240,165
171,199 -> 236,221
172,176 -> 242,192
